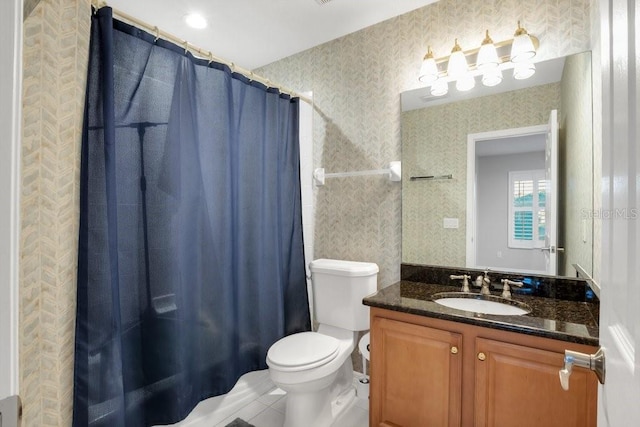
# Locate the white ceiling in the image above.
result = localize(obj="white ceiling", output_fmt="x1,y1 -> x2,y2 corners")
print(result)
105,0 -> 438,70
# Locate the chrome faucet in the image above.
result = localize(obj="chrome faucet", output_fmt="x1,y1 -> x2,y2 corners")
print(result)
449,274 -> 471,292
474,269 -> 491,295
501,279 -> 524,299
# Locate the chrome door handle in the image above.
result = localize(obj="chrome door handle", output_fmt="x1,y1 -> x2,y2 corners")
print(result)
559,347 -> 605,391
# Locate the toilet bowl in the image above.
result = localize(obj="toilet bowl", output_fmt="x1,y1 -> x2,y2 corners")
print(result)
266,259 -> 378,427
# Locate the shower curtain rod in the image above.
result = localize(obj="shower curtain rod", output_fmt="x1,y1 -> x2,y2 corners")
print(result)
91,0 -> 312,104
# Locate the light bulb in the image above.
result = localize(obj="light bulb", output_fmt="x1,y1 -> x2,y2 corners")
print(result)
514,61 -> 536,79
477,30 -> 500,71
482,67 -> 503,87
419,47 -> 439,84
510,21 -> 536,63
447,39 -> 468,79
430,79 -> 449,97
456,74 -> 476,92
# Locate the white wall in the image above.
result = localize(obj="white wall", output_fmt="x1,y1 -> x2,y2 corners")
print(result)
476,150 -> 546,272
0,0 -> 22,399
299,95 -> 315,322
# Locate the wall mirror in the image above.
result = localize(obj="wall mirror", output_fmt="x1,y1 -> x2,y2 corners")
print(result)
401,51 -> 593,278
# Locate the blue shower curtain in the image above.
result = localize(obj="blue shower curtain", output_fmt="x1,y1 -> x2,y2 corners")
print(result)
73,8 -> 310,426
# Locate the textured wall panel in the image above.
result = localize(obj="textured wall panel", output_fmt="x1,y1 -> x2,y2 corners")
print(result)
257,0 -> 591,287
589,0 -> 602,284
559,52 -> 594,276
20,0 -> 90,425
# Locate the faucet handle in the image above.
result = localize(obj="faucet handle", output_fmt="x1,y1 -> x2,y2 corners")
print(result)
501,279 -> 524,299
472,275 -> 490,294
482,269 -> 492,285
504,279 -> 524,287
450,274 -> 471,292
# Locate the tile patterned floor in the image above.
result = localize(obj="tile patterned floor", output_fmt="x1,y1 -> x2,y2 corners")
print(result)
168,369 -> 369,427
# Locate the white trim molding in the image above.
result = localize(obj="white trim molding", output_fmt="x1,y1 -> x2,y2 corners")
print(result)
0,0 -> 22,398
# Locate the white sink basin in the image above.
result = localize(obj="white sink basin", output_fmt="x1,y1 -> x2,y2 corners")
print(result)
433,295 -> 530,316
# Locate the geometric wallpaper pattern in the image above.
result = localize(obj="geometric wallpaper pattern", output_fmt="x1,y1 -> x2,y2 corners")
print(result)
20,0 -> 90,425
402,83 -> 561,267
258,0 -> 592,287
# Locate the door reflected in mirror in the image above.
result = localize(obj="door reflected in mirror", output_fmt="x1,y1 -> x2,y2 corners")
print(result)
401,51 -> 594,278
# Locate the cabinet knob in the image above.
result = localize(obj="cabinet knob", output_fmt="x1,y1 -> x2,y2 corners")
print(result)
477,352 -> 486,361
451,346 -> 458,354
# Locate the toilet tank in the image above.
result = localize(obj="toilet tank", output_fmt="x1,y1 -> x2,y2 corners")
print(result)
310,259 -> 378,331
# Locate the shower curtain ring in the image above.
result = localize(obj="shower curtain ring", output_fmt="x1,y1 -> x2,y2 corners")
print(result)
184,41 -> 189,55
230,62 -> 235,72
208,52 -> 214,65
153,26 -> 159,43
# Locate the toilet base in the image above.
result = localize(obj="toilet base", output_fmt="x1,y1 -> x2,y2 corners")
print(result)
330,386 -> 356,422
283,384 -> 356,427
284,386 -> 332,427
279,358 -> 356,427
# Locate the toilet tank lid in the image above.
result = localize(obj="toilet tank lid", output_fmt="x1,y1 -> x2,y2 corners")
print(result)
310,259 -> 379,277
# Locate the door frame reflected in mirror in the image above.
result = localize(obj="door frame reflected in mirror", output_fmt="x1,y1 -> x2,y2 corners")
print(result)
466,122 -> 556,275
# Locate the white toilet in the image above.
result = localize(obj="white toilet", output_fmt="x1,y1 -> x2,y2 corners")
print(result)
266,259 -> 378,427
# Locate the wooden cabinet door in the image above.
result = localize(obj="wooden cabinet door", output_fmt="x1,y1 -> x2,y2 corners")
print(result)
370,316 -> 462,427
474,338 -> 597,427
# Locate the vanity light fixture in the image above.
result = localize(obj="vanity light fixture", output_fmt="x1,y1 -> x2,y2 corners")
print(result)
477,30 -> 500,70
418,22 -> 539,96
514,61 -> 536,80
510,21 -> 536,63
477,30 -> 502,87
430,78 -> 449,96
419,46 -> 439,84
482,67 -> 503,87
446,39 -> 468,79
456,74 -> 476,91
510,21 -> 537,80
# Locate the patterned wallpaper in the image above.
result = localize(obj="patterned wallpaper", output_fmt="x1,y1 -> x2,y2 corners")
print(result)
559,52 -> 593,276
20,0 -> 90,425
402,83 -> 561,267
257,0 -> 592,287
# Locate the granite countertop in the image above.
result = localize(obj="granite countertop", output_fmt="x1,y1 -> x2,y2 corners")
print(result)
363,280 -> 599,346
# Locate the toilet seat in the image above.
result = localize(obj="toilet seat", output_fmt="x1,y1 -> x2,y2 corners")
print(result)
267,332 -> 340,372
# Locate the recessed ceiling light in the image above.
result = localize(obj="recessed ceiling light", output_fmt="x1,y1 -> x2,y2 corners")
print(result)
184,13 -> 207,29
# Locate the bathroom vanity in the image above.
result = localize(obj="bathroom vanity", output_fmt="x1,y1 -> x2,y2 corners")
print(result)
363,266 -> 599,427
